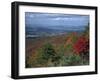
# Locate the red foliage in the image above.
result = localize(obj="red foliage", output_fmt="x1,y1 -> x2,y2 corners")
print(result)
73,36 -> 89,54
64,32 -> 77,47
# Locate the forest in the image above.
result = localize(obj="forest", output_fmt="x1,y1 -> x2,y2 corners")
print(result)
25,25 -> 89,68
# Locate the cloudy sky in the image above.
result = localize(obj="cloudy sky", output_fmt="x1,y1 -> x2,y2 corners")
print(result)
25,12 -> 89,30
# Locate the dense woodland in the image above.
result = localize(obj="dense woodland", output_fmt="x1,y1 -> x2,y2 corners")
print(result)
26,25 -> 89,68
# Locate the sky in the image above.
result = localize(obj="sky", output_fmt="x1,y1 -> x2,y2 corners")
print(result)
25,12 -> 89,30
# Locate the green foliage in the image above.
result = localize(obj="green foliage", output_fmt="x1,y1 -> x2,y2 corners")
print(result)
60,54 -> 82,66
41,43 -> 56,60
36,42 -> 82,67
36,43 -> 58,66
65,44 -> 73,52
66,54 -> 82,65
83,23 -> 89,38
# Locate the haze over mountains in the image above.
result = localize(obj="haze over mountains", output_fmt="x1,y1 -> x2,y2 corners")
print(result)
25,12 -> 89,37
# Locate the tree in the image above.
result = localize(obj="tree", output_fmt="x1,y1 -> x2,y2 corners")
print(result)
36,43 -> 57,66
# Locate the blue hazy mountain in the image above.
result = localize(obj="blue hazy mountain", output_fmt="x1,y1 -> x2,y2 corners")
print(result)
26,26 -> 86,37
25,12 -> 89,37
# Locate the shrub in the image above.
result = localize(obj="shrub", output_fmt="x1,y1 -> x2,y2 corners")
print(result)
60,54 -> 82,66
41,43 -> 56,59
73,36 -> 89,55
36,43 -> 57,66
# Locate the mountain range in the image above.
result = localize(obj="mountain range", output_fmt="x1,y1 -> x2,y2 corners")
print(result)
26,26 -> 85,38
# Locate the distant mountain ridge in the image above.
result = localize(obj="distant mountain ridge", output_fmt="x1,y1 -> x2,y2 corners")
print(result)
26,26 -> 85,38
